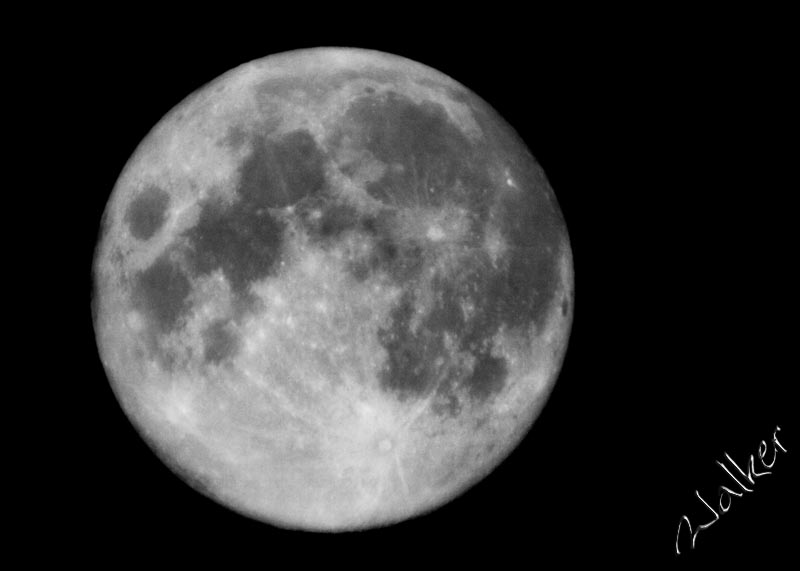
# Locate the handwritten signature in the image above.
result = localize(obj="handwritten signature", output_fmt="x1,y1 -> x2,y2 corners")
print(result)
675,425 -> 787,555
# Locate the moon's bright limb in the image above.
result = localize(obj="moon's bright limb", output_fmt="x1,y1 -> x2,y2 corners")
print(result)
93,47 -> 573,530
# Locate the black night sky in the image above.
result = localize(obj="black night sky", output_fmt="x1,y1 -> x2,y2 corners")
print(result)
57,19 -> 793,566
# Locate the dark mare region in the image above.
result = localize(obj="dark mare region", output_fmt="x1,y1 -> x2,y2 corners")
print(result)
202,319 -> 238,364
373,204 -> 563,410
125,186 -> 170,241
130,129 -> 330,364
338,91 -> 495,216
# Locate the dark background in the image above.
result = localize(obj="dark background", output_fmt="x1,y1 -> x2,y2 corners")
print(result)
64,20 -> 793,566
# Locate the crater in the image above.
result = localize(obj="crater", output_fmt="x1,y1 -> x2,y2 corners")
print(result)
124,186 -> 170,241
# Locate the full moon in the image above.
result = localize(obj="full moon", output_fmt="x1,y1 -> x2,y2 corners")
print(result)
93,47 -> 573,530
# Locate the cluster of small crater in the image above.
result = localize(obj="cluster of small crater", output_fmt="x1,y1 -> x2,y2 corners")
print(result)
375,260 -> 515,410
297,198 -> 425,285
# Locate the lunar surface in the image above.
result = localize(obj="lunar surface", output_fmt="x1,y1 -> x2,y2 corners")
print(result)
93,47 -> 573,530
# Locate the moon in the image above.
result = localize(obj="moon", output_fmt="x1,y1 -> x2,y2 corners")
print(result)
93,47 -> 573,530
